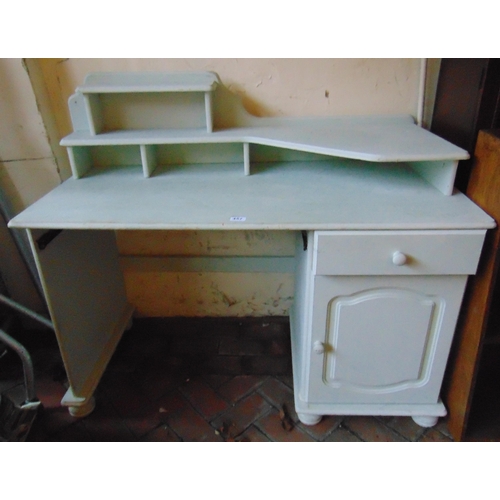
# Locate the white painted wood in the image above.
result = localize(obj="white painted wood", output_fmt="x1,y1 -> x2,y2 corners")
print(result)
60,115 -> 469,167
83,94 -> 102,135
294,399 -> 447,419
77,71 -> 219,93
8,162 -> 494,231
297,413 -> 322,426
64,395 -> 96,417
10,72 -> 495,422
61,72 -> 469,192
412,415 -> 440,427
409,160 -> 459,196
303,274 -> 467,405
292,227 -> 474,426
140,144 -> 157,177
205,91 -> 213,133
243,142 -> 250,175
313,230 -> 487,276
26,229 -> 133,400
67,146 -> 92,179
74,72 -> 219,137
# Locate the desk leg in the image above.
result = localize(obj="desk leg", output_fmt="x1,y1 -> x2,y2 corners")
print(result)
27,229 -> 134,416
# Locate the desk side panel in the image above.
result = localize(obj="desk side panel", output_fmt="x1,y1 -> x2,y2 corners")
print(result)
28,229 -> 131,397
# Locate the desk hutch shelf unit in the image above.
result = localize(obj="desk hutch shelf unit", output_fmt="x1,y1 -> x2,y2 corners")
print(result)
9,72 -> 495,425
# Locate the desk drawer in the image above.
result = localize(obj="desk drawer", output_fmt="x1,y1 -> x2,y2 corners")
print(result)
313,230 -> 486,276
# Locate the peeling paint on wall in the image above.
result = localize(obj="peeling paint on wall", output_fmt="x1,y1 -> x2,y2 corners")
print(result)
123,271 -> 295,317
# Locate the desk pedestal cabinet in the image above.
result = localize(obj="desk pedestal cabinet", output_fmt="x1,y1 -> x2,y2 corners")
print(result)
292,230 -> 486,426
9,72 -> 495,426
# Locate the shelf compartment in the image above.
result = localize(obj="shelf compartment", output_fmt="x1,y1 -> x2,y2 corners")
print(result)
72,72 -> 218,136
68,145 -> 143,179
149,142 -> 247,177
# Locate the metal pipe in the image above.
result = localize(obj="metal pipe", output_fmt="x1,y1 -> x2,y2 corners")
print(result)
0,294 -> 53,330
0,327 -> 37,403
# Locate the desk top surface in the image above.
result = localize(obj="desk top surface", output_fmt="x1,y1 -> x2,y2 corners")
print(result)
9,160 -> 494,231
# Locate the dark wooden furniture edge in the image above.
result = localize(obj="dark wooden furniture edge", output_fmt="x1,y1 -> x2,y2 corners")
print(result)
444,129 -> 500,441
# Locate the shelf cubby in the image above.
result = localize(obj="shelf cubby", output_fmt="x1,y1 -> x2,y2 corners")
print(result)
69,71 -> 219,136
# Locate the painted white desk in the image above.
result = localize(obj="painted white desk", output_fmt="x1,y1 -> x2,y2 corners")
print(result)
9,72 -> 495,425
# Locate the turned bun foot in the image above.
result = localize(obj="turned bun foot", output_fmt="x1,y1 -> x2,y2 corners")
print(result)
298,413 -> 322,426
68,396 -> 96,418
412,415 -> 439,428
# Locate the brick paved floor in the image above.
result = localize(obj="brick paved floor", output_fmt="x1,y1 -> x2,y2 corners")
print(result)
0,317 -> 459,442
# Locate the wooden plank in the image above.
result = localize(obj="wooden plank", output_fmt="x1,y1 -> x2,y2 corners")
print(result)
77,71 -> 219,93
444,129 -> 500,441
27,229 -> 132,398
67,146 -> 92,179
8,161 -> 494,231
140,144 -> 157,177
60,115 -> 469,164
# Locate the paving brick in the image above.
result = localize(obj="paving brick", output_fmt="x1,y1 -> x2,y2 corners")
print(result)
379,416 -> 426,442
171,334 -> 220,355
178,377 -> 229,419
139,371 -> 181,402
6,317 -> 495,442
82,401 -> 137,441
203,374 -> 233,389
118,329 -> 173,357
267,338 -> 290,356
120,405 -> 164,439
211,392 -> 272,438
324,425 -> 362,442
165,403 -> 224,442
342,416 -> 407,442
257,377 -> 298,421
299,415 -> 343,441
217,375 -> 265,403
276,375 -> 294,389
157,389 -> 193,418
202,355 -> 243,375
141,425 -> 181,442
108,381 -> 154,419
255,409 -> 315,442
219,336 -> 265,356
106,352 -> 144,374
237,425 -> 272,442
434,419 -> 454,440
33,405 -> 79,438
418,429 -> 453,442
52,421 -> 93,442
242,355 -> 292,375
34,376 -> 67,409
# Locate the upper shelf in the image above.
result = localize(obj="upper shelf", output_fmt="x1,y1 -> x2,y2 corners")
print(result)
71,71 -> 219,135
76,71 -> 219,93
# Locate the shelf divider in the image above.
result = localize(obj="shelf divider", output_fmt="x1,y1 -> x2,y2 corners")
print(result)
68,146 -> 92,179
243,142 -> 250,176
140,144 -> 157,177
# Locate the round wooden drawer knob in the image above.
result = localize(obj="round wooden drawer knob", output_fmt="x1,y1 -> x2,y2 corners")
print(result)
392,251 -> 408,266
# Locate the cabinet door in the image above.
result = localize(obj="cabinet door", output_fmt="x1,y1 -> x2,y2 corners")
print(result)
305,275 -> 467,405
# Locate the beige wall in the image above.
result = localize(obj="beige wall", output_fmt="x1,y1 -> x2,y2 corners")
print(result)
0,58 -> 438,317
